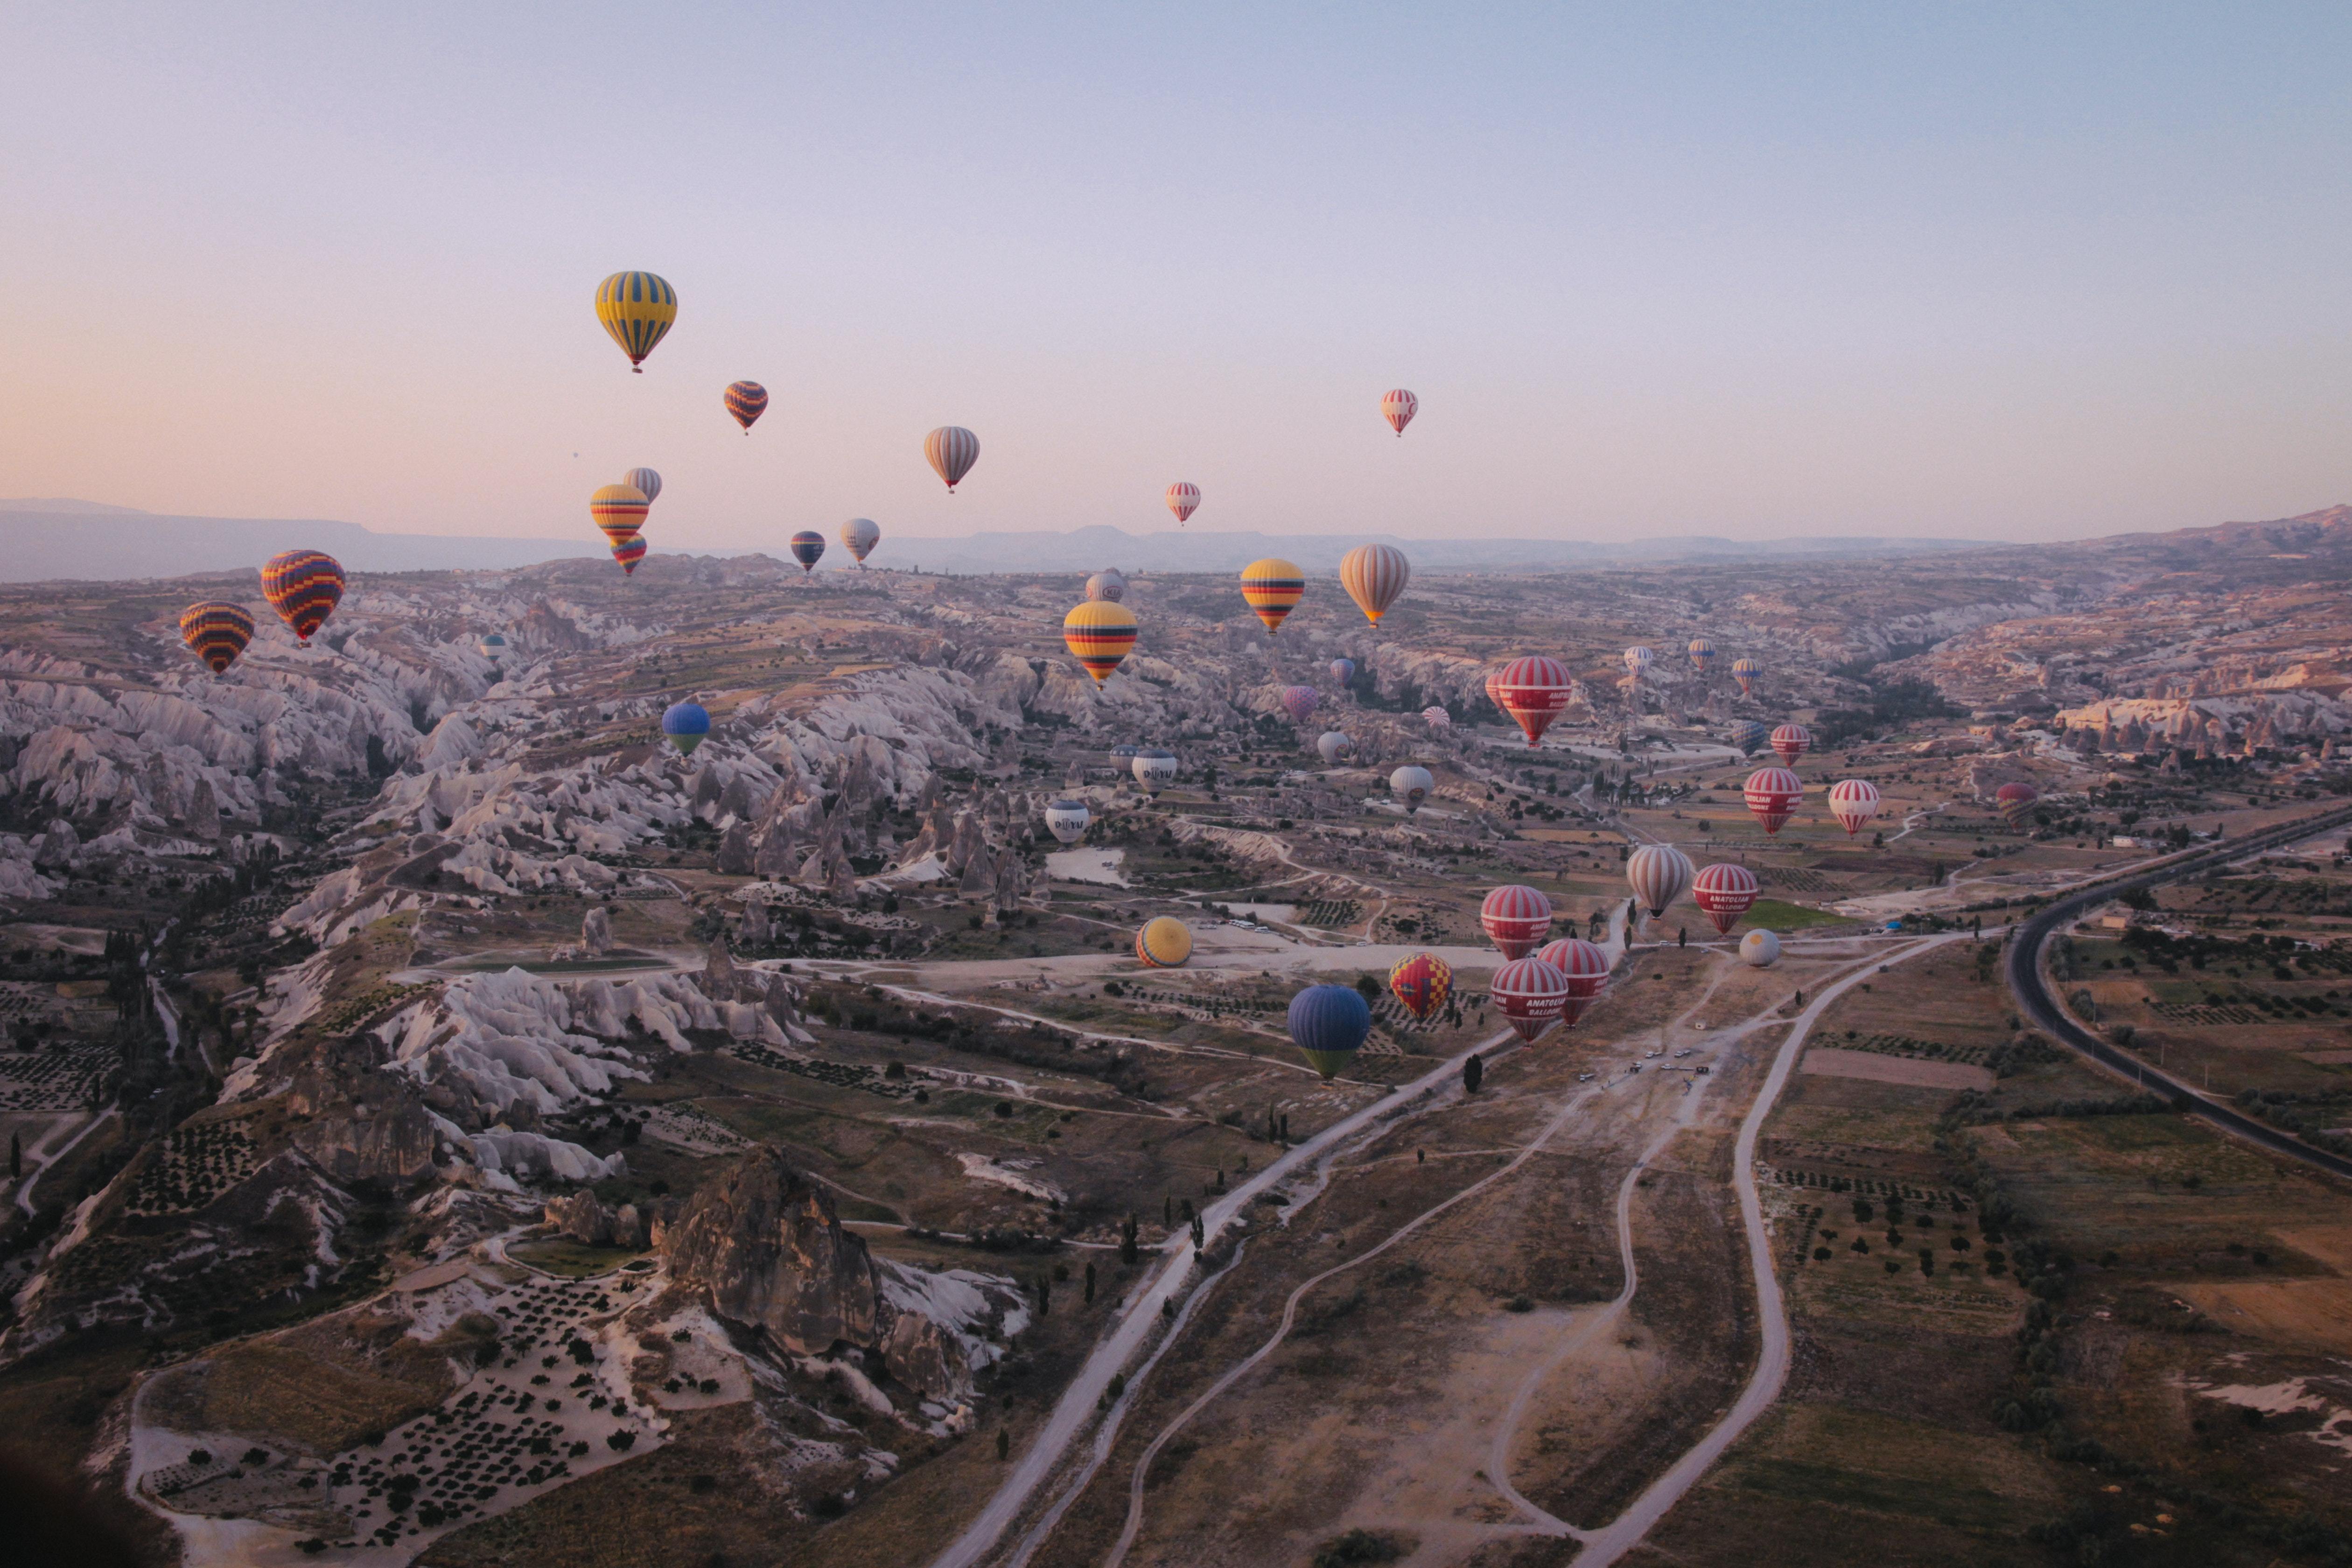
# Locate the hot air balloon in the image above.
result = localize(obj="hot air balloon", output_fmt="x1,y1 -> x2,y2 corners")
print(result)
724,381 -> 768,433
1240,559 -> 1305,634
661,701 -> 711,756
260,550 -> 346,645
1387,952 -> 1453,1023
1827,778 -> 1882,838
1534,938 -> 1611,1025
1480,884 -> 1554,959
1626,843 -> 1695,917
595,271 -> 676,372
1110,743 -> 1141,763
477,632 -> 508,661
1280,686 -> 1320,724
1623,645 -> 1654,679
1044,798 -> 1092,845
180,602 -> 254,674
1316,731 -> 1355,765
1488,656 -> 1573,749
1731,719 -> 1769,756
1422,705 -> 1451,731
1770,723 -> 1812,766
612,535 -> 647,574
1132,749 -> 1178,795
1731,656 -> 1762,697
1166,482 -> 1199,524
789,531 -> 826,574
1289,984 -> 1371,1078
1338,543 -> 1410,625
590,483 -> 650,546
1389,765 -> 1434,814
619,469 -> 662,508
841,517 -> 880,564
1483,666 -> 1505,712
1688,637 -> 1717,673
1135,917 -> 1193,968
1085,569 -> 1127,603
1380,388 -> 1418,436
1330,658 -> 1356,686
1744,767 -> 1804,835
925,426 -> 980,492
1491,956 -> 1570,1042
1740,929 -> 1781,968
1691,863 -> 1760,935
1063,602 -> 1137,685
1995,782 -> 2039,828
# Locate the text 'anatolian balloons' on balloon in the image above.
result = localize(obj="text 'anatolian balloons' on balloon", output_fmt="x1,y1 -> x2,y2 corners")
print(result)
1380,388 -> 1418,435
841,518 -> 880,564
1770,723 -> 1812,765
595,271 -> 676,371
926,426 -> 980,491
1740,929 -> 1781,968
1063,601 -> 1137,686
1626,843 -> 1695,917
1691,862 -> 1760,935
661,701 -> 711,756
1389,765 -> 1434,814
1316,731 -> 1354,765
1491,956 -> 1570,1042
1744,767 -> 1804,835
1534,938 -> 1611,1026
1828,778 -> 1882,837
1132,749 -> 1178,794
180,602 -> 254,674
1388,952 -> 1453,1023
725,381 -> 768,433
1136,916 -> 1193,968
1166,482 -> 1199,524
1044,798 -> 1091,845
1240,558 -> 1305,634
1085,568 -> 1127,603
1488,656 -> 1574,748
1288,984 -> 1371,1078
789,532 -> 826,574
590,484 -> 650,546
612,535 -> 647,574
1731,656 -> 1762,697
1480,884 -> 1554,959
1280,686 -> 1320,724
261,550 -> 346,645
1339,543 -> 1409,625
623,468 -> 663,505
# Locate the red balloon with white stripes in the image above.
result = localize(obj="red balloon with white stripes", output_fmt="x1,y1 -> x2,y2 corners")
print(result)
1166,482 -> 1199,524
1535,937 -> 1611,1026
1769,723 -> 1812,765
1490,956 -> 1569,1042
1381,388 -> 1418,435
1479,884 -> 1554,959
1487,655 -> 1574,749
1827,778 -> 1882,837
1743,767 -> 1804,835
1691,862 -> 1760,935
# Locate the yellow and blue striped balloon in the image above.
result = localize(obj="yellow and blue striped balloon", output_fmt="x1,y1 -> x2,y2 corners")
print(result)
595,272 -> 677,371
1239,557 -> 1305,634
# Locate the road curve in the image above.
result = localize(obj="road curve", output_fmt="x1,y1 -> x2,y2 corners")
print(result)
2006,802 -> 2352,1183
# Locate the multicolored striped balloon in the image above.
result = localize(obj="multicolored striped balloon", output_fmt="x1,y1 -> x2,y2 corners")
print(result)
1239,557 -> 1305,634
1339,542 -> 1410,625
788,531 -> 825,573
1387,952 -> 1454,1023
926,426 -> 980,491
1731,656 -> 1763,697
595,271 -> 676,371
1063,600 -> 1137,686
590,484 -> 650,546
1688,637 -> 1717,672
179,602 -> 254,674
724,381 -> 768,433
611,534 -> 647,575
260,550 -> 346,645
1135,917 -> 1193,968
1692,863 -> 1760,935
1380,388 -> 1419,435
1166,482 -> 1199,524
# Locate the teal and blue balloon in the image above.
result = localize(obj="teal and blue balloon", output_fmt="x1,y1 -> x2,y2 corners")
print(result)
1731,719 -> 1768,756
661,701 -> 711,756
1288,984 -> 1372,1080
1330,658 -> 1356,686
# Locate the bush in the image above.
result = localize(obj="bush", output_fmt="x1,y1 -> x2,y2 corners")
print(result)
1313,1529 -> 1407,1568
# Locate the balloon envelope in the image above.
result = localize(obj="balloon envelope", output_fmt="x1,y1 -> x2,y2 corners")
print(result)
612,534 -> 647,574
1389,764 -> 1434,814
1288,984 -> 1372,1078
1623,645 -> 1654,678
1330,658 -> 1356,686
1240,558 -> 1305,634
1280,686 -> 1320,724
1135,916 -> 1193,968
622,467 -> 663,505
1770,723 -> 1812,765
661,701 -> 711,756
1480,884 -> 1554,958
180,602 -> 255,674
1380,388 -> 1418,435
1339,543 -> 1410,624
477,632 -> 507,659
1731,656 -> 1763,695
1688,637 -> 1717,672
1489,656 -> 1573,748
1828,779 -> 1882,837
1085,569 -> 1127,603
1731,720 -> 1769,756
789,531 -> 826,573
590,484 -> 650,546
1533,938 -> 1611,1025
1044,799 -> 1091,845
926,426 -> 980,490
841,517 -> 880,562
1064,601 -> 1138,685
1996,783 -> 2039,826
1387,952 -> 1453,1023
1491,956 -> 1570,1042
1740,929 -> 1781,968
1422,706 -> 1451,730
260,550 -> 346,644
1744,768 -> 1804,835
1132,749 -> 1178,794
1626,843 -> 1695,917
1166,482 -> 1199,523
1316,731 -> 1354,765
724,381 -> 769,432
1691,862 -> 1760,935
595,271 -> 676,370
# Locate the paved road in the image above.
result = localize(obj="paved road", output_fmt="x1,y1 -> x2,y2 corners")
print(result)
2006,801 -> 2352,1183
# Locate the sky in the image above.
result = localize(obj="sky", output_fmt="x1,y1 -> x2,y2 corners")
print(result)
6,3 -> 2352,549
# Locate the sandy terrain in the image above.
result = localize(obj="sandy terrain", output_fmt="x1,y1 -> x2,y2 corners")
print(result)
1798,1049 -> 1993,1092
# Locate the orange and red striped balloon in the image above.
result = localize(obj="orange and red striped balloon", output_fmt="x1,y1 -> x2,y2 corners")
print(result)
1063,601 -> 1137,686
180,602 -> 255,674
1239,558 -> 1304,634
260,550 -> 345,645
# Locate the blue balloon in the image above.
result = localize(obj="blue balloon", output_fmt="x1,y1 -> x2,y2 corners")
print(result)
1330,658 -> 1356,686
661,701 -> 711,756
1288,984 -> 1372,1079
1731,719 -> 1768,756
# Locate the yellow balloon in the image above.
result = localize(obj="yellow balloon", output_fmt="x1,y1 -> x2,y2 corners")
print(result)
595,272 -> 677,371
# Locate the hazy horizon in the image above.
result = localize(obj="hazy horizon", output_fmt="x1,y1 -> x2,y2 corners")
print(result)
7,7 -> 2352,549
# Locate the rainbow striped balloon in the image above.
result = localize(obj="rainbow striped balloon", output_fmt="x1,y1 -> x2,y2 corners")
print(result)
594,271 -> 676,371
1063,600 -> 1137,686
179,602 -> 255,674
611,534 -> 647,575
1731,656 -> 1763,696
590,484 -> 650,546
260,550 -> 345,645
1339,542 -> 1410,625
1239,557 -> 1304,634
1135,917 -> 1193,968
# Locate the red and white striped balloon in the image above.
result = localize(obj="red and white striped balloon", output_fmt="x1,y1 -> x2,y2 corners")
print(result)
1487,655 -> 1574,749
1490,956 -> 1569,1042
1769,723 -> 1812,765
1480,884 -> 1555,959
1535,938 -> 1611,1026
1691,862 -> 1760,935
1827,778 -> 1882,838
1626,843 -> 1694,917
1381,388 -> 1419,435
1743,768 -> 1804,835
1166,482 -> 1200,524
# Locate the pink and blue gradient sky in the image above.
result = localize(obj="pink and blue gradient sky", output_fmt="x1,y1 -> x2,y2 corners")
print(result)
5,3 -> 2351,547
